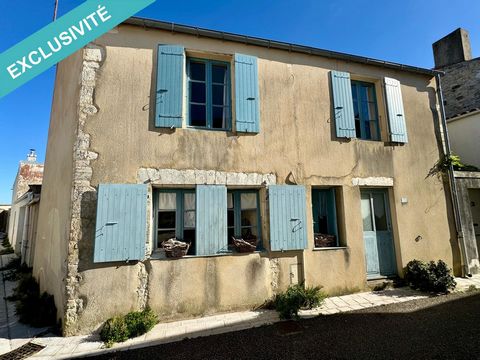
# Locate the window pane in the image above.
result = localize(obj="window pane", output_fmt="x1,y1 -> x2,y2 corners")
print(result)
190,104 -> 206,127
184,193 -> 195,210
212,106 -> 226,129
241,226 -> 258,240
241,193 -> 257,209
159,193 -> 176,210
158,211 -> 175,229
183,229 -> 195,255
361,194 -> 373,231
368,102 -> 377,121
241,209 -> 257,227
351,83 -> 358,101
158,230 -> 176,247
361,100 -> 371,139
190,82 -> 206,103
212,65 -> 227,84
227,193 -> 234,209
228,227 -> 235,245
228,209 -> 235,227
189,62 -> 205,81
184,210 -> 195,228
372,193 -> 388,231
212,85 -> 225,105
370,120 -> 379,141
366,85 -> 375,102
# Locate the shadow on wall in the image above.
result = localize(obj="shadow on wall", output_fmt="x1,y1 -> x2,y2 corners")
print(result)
426,83 -> 462,276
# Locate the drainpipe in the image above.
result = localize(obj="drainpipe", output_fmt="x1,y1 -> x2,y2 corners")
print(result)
435,73 -> 469,277
21,204 -> 30,264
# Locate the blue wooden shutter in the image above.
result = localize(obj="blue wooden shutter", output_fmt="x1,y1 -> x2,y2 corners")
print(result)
330,70 -> 356,138
94,184 -> 148,263
384,77 -> 408,143
155,45 -> 184,128
196,185 -> 228,255
234,54 -> 260,133
269,185 -> 308,251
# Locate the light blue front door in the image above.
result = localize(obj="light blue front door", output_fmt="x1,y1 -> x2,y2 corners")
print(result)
361,189 -> 396,279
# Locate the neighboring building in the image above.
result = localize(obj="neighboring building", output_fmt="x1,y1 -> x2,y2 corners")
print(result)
0,205 -> 10,234
35,18 -> 459,336
18,185 -> 42,267
433,28 -> 480,169
8,150 -> 43,255
433,29 -> 480,276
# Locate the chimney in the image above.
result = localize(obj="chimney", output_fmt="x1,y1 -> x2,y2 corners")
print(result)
27,149 -> 37,163
433,28 -> 472,69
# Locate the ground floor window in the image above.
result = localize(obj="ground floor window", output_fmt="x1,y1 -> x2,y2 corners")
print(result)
157,189 -> 196,255
155,188 -> 261,256
312,188 -> 339,247
227,190 -> 261,249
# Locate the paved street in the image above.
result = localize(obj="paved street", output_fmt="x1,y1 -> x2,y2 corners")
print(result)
81,291 -> 480,360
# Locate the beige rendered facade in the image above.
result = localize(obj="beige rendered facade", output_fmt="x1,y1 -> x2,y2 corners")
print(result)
34,19 -> 459,336
447,110 -> 480,169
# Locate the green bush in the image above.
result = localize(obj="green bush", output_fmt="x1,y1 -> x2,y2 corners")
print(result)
100,308 -> 158,347
274,283 -> 326,320
404,259 -> 456,293
0,236 -> 14,255
7,272 -> 57,327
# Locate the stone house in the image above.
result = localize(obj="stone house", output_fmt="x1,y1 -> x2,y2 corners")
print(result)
433,28 -> 480,275
8,150 -> 43,257
34,17 -> 460,335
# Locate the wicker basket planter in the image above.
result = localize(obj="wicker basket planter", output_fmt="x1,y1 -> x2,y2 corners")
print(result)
232,237 -> 257,253
314,233 -> 336,248
161,238 -> 190,258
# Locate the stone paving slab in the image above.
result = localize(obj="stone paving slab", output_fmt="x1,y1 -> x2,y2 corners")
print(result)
455,275 -> 480,291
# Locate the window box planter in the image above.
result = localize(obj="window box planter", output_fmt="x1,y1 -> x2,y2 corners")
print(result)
161,238 -> 190,258
314,233 -> 336,248
232,237 -> 257,253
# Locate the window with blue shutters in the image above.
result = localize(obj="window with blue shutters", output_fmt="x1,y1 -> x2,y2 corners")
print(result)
155,45 -> 185,128
187,58 -> 231,130
94,184 -> 148,263
268,185 -> 308,251
154,186 -> 228,256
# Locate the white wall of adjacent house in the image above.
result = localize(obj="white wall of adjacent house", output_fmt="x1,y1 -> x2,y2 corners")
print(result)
447,110 -> 480,169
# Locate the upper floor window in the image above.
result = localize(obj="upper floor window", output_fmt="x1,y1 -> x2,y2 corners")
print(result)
187,58 -> 231,130
351,81 -> 380,141
331,71 -> 407,143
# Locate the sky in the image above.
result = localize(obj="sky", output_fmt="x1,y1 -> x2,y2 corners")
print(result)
0,0 -> 479,203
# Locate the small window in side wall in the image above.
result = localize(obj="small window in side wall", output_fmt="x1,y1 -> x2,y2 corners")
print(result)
351,81 -> 380,141
187,58 -> 231,130
156,189 -> 196,255
227,190 -> 261,250
312,188 -> 340,248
